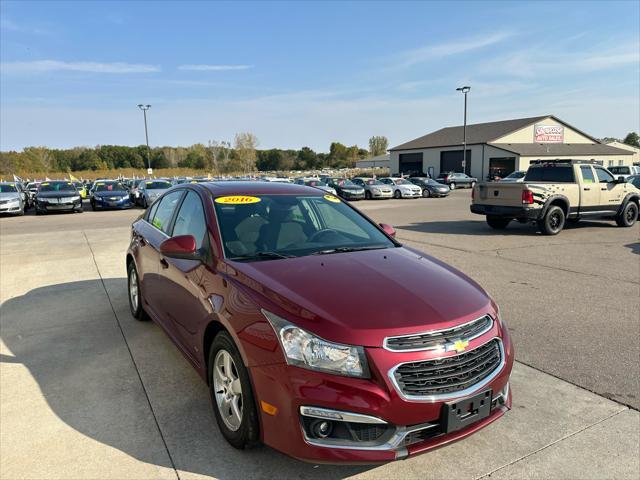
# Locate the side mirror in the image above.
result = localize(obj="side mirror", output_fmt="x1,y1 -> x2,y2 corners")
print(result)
618,176 -> 626,183
160,235 -> 199,260
379,223 -> 396,238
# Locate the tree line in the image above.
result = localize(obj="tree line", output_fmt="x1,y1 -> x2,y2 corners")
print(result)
0,134 -> 390,175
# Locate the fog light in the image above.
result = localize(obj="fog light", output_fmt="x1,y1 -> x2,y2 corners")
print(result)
310,420 -> 333,438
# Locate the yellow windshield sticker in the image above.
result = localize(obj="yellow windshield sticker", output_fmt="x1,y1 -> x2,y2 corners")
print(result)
9,183 -> 15,187
190,180 -> 198,184
215,195 -> 261,204
41,182 -> 49,186
324,194 -> 341,203
97,182 -> 105,186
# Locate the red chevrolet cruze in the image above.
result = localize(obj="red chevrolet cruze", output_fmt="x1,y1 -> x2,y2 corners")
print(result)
126,181 -> 513,463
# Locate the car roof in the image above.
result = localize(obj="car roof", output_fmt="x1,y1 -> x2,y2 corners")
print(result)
199,181 -> 324,196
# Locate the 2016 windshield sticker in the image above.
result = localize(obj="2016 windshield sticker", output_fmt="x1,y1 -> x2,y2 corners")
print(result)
324,194 -> 341,203
215,195 -> 261,204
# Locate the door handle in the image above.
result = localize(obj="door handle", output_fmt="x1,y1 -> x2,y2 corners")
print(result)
160,258 -> 169,269
600,187 -> 607,191
583,187 -> 591,191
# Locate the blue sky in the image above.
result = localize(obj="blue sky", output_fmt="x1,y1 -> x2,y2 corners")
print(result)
1,1 -> 639,152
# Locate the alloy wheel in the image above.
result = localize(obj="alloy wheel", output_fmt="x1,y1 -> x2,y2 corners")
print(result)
213,349 -> 244,431
128,268 -> 139,311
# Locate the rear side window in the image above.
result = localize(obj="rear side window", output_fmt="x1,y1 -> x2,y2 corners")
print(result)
594,167 -> 615,183
172,191 -> 207,250
580,166 -> 595,184
524,166 -> 575,182
150,190 -> 184,234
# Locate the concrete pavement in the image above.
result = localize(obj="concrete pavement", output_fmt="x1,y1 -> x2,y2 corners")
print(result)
1,192 -> 638,479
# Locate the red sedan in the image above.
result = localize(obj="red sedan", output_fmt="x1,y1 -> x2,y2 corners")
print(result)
126,181 -> 513,463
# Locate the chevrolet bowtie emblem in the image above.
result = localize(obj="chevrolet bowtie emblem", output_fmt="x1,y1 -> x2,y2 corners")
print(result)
451,339 -> 469,353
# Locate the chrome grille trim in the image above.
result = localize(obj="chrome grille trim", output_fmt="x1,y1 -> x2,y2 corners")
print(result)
388,338 -> 505,402
383,314 -> 494,352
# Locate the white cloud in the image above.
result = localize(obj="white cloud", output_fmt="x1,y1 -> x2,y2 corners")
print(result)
396,32 -> 513,68
177,64 -> 252,71
1,60 -> 161,74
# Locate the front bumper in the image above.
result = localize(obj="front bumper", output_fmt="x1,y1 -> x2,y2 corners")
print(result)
0,202 -> 22,213
94,196 -> 132,209
340,191 -> 366,201
36,199 -> 82,212
370,190 -> 393,199
470,204 -> 541,220
400,190 -> 422,198
250,328 -> 513,463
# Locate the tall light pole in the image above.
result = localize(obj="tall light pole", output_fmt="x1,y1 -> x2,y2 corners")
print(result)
137,104 -> 152,170
456,86 -> 470,173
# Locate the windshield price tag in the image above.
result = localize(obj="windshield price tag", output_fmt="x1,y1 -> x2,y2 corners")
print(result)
215,196 -> 261,204
324,195 -> 341,203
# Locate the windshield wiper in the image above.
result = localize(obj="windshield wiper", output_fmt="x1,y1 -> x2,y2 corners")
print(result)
311,245 -> 388,256
231,251 -> 294,261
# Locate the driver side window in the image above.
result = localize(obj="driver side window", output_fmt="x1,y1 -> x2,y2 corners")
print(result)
594,167 -> 614,184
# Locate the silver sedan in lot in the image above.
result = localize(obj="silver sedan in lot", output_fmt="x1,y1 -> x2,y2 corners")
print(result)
379,177 -> 422,199
134,179 -> 172,208
0,182 -> 25,215
351,177 -> 393,199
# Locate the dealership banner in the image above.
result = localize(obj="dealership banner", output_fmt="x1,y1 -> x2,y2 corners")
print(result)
534,125 -> 564,143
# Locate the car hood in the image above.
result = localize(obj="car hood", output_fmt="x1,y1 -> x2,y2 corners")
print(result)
94,190 -> 128,197
0,192 -> 20,201
339,186 -> 364,192
229,246 -> 493,347
37,191 -> 77,198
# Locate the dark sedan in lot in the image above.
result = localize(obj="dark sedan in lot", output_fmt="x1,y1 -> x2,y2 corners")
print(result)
408,177 -> 450,197
324,177 -> 366,200
35,181 -> 83,215
126,181 -> 513,464
90,181 -> 133,210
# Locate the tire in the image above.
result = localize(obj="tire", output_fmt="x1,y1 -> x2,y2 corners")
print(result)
486,215 -> 510,230
422,189 -> 431,198
470,181 -> 476,189
393,190 -> 401,199
538,205 -> 565,235
127,262 -> 147,321
142,197 -> 148,209
209,332 -> 260,450
365,190 -> 372,200
449,183 -> 456,190
616,202 -> 638,227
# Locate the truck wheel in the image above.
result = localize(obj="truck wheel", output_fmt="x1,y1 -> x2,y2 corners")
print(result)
486,216 -> 510,229
616,202 -> 638,227
539,205 -> 565,235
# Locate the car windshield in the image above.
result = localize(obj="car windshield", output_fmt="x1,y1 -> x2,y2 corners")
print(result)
334,179 -> 356,186
629,176 -> 640,188
395,179 -> 412,185
146,181 -> 172,189
304,180 -> 328,187
95,182 -> 126,192
506,171 -> 525,179
609,166 -> 630,175
364,179 -> 383,185
426,179 -> 442,185
0,184 -> 18,193
39,182 -> 76,192
214,194 -> 395,260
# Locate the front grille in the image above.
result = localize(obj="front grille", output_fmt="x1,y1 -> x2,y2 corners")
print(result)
349,424 -> 389,442
385,315 -> 493,352
392,339 -> 502,398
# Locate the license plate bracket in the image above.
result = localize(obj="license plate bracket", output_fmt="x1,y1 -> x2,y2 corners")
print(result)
441,389 -> 492,434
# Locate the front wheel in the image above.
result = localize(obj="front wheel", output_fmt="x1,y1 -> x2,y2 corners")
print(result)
449,183 -> 456,190
486,215 -> 510,229
393,190 -> 401,199
422,188 -> 431,198
616,202 -> 638,227
209,332 -> 260,449
538,205 -> 565,235
365,190 -> 372,200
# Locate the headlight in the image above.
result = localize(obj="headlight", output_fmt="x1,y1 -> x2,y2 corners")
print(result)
371,188 -> 380,193
262,310 -> 370,378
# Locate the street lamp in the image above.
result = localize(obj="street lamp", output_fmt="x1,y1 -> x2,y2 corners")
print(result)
456,86 -> 470,173
137,104 -> 152,170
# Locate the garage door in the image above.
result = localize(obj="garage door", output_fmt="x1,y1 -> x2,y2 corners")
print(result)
399,153 -> 423,175
440,150 -> 471,175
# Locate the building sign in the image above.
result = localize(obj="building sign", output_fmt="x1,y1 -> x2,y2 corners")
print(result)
534,125 -> 564,143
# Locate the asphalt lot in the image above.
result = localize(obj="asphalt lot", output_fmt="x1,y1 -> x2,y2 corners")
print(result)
1,190 -> 638,479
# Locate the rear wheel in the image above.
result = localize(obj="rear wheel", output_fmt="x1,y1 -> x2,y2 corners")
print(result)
616,202 -> 638,227
486,215 -> 510,230
538,205 -> 565,235
422,188 -> 431,198
209,332 -> 260,449
365,190 -> 372,200
393,190 -> 401,199
449,183 -> 456,190
127,262 -> 147,321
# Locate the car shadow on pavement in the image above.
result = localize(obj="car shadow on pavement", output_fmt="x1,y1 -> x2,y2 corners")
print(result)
625,242 -> 640,255
0,279 -> 374,479
397,220 -> 539,236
